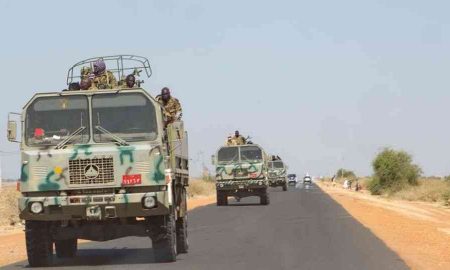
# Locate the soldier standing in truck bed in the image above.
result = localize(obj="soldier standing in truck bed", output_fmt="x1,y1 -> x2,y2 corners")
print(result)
90,58 -> 117,89
231,130 -> 246,145
156,87 -> 182,124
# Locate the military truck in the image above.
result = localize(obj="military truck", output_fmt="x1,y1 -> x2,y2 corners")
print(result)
268,157 -> 288,191
212,144 -> 269,205
7,55 -> 189,266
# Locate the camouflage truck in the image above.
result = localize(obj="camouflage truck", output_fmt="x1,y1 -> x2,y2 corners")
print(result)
268,158 -> 288,191
212,144 -> 269,205
6,55 -> 189,266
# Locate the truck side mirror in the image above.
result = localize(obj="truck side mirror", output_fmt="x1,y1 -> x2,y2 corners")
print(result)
7,120 -> 17,142
211,155 -> 216,165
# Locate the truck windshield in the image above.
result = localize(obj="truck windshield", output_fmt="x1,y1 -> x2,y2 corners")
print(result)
25,96 -> 89,146
92,93 -> 158,142
217,147 -> 239,164
270,161 -> 284,169
240,146 -> 263,162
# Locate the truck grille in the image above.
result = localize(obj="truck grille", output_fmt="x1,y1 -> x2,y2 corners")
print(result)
233,168 -> 248,178
69,157 -> 114,185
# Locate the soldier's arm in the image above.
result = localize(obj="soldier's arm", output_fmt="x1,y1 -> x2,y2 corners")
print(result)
174,98 -> 182,119
109,72 -> 118,87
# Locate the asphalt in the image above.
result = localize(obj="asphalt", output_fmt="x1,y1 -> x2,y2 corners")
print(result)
2,183 -> 409,270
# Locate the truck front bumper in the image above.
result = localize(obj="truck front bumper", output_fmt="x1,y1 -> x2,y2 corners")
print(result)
216,179 -> 268,192
269,178 -> 287,187
19,191 -> 170,221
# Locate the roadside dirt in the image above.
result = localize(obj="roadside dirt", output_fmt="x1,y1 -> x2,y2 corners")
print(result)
0,194 -> 216,267
318,182 -> 450,270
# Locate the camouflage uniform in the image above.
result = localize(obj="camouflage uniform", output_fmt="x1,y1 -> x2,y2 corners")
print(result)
226,136 -> 237,146
92,70 -> 117,89
156,96 -> 182,123
231,135 -> 246,145
80,66 -> 92,80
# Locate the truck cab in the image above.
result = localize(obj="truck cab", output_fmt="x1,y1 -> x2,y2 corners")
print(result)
268,159 -> 288,191
212,144 -> 269,205
7,55 -> 189,266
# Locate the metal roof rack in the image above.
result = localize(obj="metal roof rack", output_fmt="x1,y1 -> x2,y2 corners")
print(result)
66,55 -> 152,85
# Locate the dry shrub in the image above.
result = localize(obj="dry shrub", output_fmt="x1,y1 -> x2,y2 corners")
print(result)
187,178 -> 216,198
0,185 -> 21,226
391,179 -> 450,203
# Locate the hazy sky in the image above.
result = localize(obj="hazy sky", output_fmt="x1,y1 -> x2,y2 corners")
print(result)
1,0 -> 450,178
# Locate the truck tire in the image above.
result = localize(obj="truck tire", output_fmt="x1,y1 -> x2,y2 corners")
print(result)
152,212 -> 177,262
25,220 -> 53,267
282,183 -> 287,191
260,191 -> 270,205
176,214 -> 189,254
55,238 -> 77,258
216,191 -> 228,206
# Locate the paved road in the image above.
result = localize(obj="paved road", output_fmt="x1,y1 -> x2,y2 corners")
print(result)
3,183 -> 409,270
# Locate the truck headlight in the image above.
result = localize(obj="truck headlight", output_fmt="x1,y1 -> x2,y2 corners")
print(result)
30,202 -> 43,214
219,183 -> 224,188
142,196 -> 156,209
258,181 -> 263,186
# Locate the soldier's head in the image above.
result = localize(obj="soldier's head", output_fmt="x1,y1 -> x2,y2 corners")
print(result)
126,74 -> 136,88
93,59 -> 106,75
161,87 -> 171,102
235,130 -> 240,137
80,79 -> 92,90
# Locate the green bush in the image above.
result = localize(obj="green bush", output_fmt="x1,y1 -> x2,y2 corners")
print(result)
369,148 -> 421,195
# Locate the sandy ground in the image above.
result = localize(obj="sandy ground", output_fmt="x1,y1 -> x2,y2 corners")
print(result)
317,182 -> 450,270
0,194 -> 216,267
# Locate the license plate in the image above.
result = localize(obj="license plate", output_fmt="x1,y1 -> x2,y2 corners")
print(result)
122,174 -> 142,185
238,185 -> 244,189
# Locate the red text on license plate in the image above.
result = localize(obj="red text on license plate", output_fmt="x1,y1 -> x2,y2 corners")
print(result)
122,174 -> 142,185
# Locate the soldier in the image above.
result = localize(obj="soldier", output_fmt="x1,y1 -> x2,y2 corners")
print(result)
156,87 -> 182,123
80,66 -> 92,80
226,136 -> 236,146
231,130 -> 246,145
91,59 -> 117,89
119,74 -> 136,89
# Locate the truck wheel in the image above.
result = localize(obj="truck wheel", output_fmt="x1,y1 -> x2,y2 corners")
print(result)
176,214 -> 189,254
260,191 -> 270,205
55,238 -> 77,258
152,212 -> 177,262
216,191 -> 228,206
25,220 -> 53,267
282,183 -> 287,191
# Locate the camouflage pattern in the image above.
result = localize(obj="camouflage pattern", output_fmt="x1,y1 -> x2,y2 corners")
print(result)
80,66 -> 92,80
231,135 -> 246,145
267,160 -> 288,188
156,96 -> 182,122
91,70 -> 117,89
214,144 -> 269,196
17,88 -> 188,222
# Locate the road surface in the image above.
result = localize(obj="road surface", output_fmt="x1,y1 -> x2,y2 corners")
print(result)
2,183 -> 408,270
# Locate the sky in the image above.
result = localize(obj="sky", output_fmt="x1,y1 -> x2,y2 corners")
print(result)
1,0 -> 450,179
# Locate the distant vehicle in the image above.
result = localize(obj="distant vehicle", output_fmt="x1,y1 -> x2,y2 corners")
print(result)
212,144 -> 270,206
303,174 -> 312,183
268,158 -> 288,191
287,174 -> 298,184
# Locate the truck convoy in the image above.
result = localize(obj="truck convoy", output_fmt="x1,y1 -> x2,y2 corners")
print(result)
212,144 -> 270,206
7,55 -> 189,266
